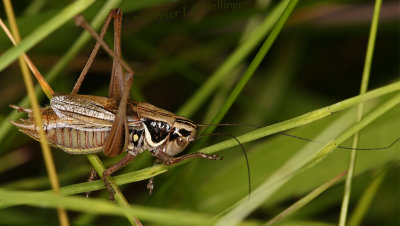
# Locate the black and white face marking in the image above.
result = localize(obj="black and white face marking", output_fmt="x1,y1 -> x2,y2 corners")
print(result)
141,116 -> 197,156
169,128 -> 191,141
142,118 -> 171,147
163,118 -> 197,156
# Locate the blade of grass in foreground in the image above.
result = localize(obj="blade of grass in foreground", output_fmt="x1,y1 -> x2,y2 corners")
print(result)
0,189 -> 209,226
2,1 -> 70,225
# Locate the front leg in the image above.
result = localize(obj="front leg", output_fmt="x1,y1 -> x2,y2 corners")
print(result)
151,150 -> 222,166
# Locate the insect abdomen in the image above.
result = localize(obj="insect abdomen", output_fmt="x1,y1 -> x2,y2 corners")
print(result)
46,124 -> 108,154
10,107 -> 108,154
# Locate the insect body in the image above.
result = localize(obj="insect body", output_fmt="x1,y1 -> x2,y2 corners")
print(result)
11,94 -> 197,158
11,93 -> 220,196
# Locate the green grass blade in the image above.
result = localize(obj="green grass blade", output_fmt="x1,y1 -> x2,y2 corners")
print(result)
0,0 -> 94,71
339,0 -> 382,224
2,1 -> 70,224
0,189 -> 210,225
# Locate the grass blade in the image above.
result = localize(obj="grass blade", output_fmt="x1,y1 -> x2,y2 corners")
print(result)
0,188 -> 210,225
339,0 -> 382,224
2,1 -> 69,225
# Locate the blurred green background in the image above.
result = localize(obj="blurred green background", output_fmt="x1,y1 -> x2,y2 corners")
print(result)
0,0 -> 398,225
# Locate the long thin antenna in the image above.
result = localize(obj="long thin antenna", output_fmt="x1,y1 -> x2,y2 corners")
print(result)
197,123 -> 260,128
280,132 -> 400,151
197,122 -> 399,151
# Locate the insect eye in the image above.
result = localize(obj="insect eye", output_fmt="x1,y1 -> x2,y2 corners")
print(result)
176,137 -> 186,147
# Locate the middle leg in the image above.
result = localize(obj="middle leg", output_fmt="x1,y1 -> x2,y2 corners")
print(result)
102,151 -> 138,200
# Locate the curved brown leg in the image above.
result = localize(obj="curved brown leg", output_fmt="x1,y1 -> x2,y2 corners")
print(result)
152,150 -> 222,165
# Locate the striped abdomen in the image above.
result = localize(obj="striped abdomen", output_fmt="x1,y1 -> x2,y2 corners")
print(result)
10,107 -> 110,154
45,121 -> 110,154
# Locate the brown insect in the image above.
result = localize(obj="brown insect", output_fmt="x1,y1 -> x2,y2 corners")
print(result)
10,8 -> 222,197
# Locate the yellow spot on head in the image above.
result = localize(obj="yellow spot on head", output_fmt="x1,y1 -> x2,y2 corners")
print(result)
133,134 -> 139,142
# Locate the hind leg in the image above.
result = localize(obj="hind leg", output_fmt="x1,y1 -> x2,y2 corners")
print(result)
102,152 -> 136,200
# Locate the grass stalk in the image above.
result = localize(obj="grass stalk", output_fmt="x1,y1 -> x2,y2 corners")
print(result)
0,188 -> 210,225
339,0 -> 382,224
2,1 -> 69,225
